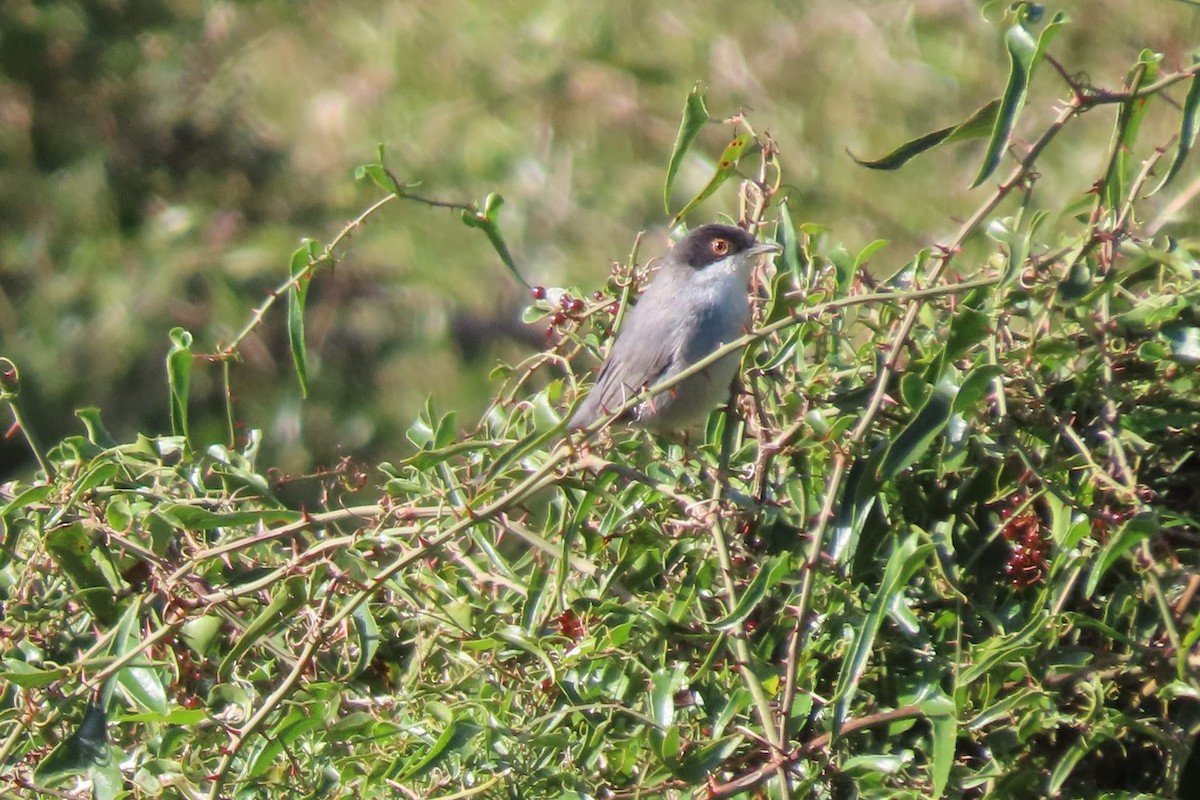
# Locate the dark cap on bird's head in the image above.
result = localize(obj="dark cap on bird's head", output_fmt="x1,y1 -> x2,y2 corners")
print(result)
672,223 -> 775,270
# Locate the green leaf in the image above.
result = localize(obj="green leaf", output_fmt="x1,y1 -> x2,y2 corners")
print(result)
44,523 -> 121,626
664,84 -> 709,213
0,659 -> 69,687
1163,322 -> 1200,363
180,614 -> 223,658
671,133 -> 754,225
958,611 -> 1048,686
778,197 -> 807,287
879,377 -> 959,479
1152,55 -> 1200,194
1103,50 -> 1162,208
649,664 -> 685,728
166,327 -> 193,442
709,554 -> 793,630
247,706 -> 328,779
930,307 -> 991,380
851,99 -> 1001,170
218,575 -> 308,679
921,692 -> 957,798
75,407 -> 116,448
112,599 -> 169,715
157,504 -> 300,531
350,602 -> 380,678
1085,512 -> 1159,597
395,718 -> 481,780
832,532 -> 933,728
460,192 -> 529,287
971,11 -> 1068,187
33,704 -> 109,784
953,365 -> 1005,416
287,239 -> 319,398
830,451 -> 882,567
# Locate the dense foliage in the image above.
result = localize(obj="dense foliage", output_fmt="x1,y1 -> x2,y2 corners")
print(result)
3,4 -> 1200,800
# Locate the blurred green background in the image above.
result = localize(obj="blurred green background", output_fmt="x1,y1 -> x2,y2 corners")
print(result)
3,0 -> 1198,476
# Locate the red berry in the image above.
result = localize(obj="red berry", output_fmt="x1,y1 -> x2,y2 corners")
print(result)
531,286 -> 547,300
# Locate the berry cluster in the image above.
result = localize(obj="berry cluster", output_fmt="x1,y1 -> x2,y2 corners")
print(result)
530,286 -> 617,338
1000,495 -> 1049,588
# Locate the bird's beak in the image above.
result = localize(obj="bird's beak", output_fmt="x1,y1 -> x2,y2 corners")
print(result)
747,240 -> 783,258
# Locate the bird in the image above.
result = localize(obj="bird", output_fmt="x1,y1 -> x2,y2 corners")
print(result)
569,223 -> 781,431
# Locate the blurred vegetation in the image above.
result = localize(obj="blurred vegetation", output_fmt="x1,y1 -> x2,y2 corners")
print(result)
2,1 -> 1200,798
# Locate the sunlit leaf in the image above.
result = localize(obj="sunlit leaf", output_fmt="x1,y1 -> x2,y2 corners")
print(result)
671,133 -> 754,225
851,99 -> 1000,170
664,84 -> 710,213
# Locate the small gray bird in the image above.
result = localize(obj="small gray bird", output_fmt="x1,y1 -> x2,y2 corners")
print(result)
569,223 -> 781,431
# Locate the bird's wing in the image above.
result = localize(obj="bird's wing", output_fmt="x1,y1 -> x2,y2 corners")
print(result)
569,293 -> 679,428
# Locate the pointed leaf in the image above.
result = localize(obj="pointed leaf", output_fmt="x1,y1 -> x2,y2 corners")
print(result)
112,599 -> 168,715
664,84 -> 710,212
880,378 -> 959,479
971,12 -> 1068,187
166,327 -> 193,441
1103,50 -> 1162,209
671,133 -> 754,225
851,99 -> 1000,170
461,192 -> 529,287
1153,57 -> 1200,195
710,554 -> 793,630
218,575 -> 308,678
287,240 -> 319,398
832,532 -> 932,727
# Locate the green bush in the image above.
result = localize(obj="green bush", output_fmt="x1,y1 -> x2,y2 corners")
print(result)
2,5 -> 1200,799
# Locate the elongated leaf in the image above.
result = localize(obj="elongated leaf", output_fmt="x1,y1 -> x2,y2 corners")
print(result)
396,718 -> 481,780
1103,50 -> 1162,209
953,365 -> 1005,416
664,84 -> 709,212
958,611 -> 1047,686
1,660 -> 69,687
218,575 -> 308,678
157,504 -> 300,531
972,12 -> 1068,187
879,378 -> 959,479
112,599 -> 168,715
1153,57 -> 1200,194
930,307 -> 991,380
45,523 -> 121,626
461,192 -> 529,287
247,706 -> 327,779
832,532 -> 933,728
1085,512 -> 1158,597
33,704 -> 109,783
671,133 -> 754,225
851,99 -> 1000,170
650,665 -> 686,727
287,240 -> 318,398
166,327 -> 193,441
710,554 -> 792,630
830,452 -> 881,566
921,692 -> 957,798
777,197 -> 806,287
1047,732 -> 1090,795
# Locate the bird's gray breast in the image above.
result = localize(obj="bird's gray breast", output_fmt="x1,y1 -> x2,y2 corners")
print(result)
633,265 -> 750,428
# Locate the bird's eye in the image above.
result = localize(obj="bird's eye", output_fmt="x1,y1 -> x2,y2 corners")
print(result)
711,238 -> 730,256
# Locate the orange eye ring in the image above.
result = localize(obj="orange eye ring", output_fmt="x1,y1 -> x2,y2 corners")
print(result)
711,238 -> 730,256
